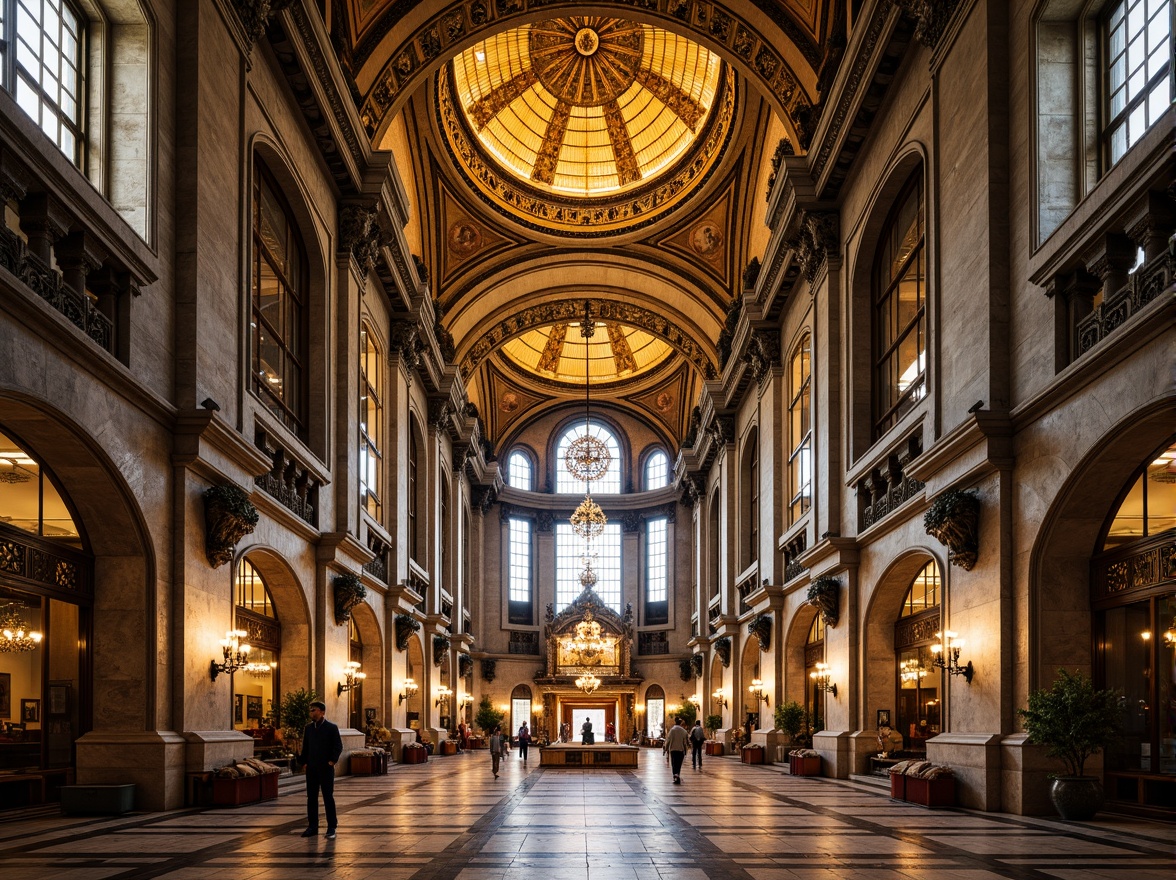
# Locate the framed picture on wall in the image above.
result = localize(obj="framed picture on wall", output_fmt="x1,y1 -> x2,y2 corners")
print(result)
0,673 -> 10,718
877,709 -> 891,728
247,696 -> 263,719
21,699 -> 39,723
234,694 -> 244,724
48,683 -> 70,716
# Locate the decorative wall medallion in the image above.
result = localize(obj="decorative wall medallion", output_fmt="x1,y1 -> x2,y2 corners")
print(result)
499,391 -> 520,413
689,221 -> 724,257
448,221 -> 482,256
655,391 -> 673,413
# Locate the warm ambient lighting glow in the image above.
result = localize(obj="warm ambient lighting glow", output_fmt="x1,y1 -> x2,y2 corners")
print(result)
930,630 -> 974,683
575,672 -> 601,695
712,689 -> 728,708
398,678 -> 418,705
210,630 -> 251,681
338,661 -> 366,696
809,663 -> 837,698
0,603 -> 43,653
747,678 -> 769,705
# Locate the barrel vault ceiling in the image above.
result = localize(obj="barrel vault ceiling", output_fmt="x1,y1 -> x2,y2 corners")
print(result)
318,0 -> 852,448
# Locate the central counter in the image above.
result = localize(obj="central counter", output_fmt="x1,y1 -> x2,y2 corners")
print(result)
538,744 -> 640,768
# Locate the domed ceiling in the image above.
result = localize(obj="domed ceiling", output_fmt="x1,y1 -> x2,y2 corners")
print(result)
501,321 -> 673,384
439,16 -> 735,234
452,18 -> 722,197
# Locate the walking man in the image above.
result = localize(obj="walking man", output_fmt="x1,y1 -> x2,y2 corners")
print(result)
517,721 -> 531,763
663,716 -> 689,784
490,725 -> 507,778
299,700 -> 343,839
689,719 -> 706,769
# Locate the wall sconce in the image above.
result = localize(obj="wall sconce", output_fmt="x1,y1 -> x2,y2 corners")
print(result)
747,678 -> 769,706
930,630 -> 974,683
686,694 -> 701,710
210,630 -> 251,681
810,663 -> 837,697
459,693 -> 473,709
337,661 -> 366,696
398,678 -> 418,705
435,685 -> 452,707
712,688 -> 728,709
533,701 -> 544,715
634,704 -> 645,716
499,703 -> 510,714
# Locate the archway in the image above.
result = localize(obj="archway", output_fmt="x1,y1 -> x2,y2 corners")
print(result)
234,547 -> 312,696
349,602 -> 384,731
404,635 -> 425,731
709,652 -> 726,725
784,602 -> 819,707
739,634 -> 763,739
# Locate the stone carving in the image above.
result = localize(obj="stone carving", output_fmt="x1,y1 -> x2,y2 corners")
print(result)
787,211 -> 840,284
203,484 -> 259,568
537,511 -> 555,532
709,415 -> 736,446
899,0 -> 964,49
717,295 -> 742,368
924,489 -> 981,570
742,257 -> 761,292
481,658 -> 497,682
749,613 -> 772,652
411,254 -> 429,285
679,657 -> 694,682
394,614 -> 420,652
765,137 -> 794,201
807,576 -> 841,629
339,203 -> 384,276
743,329 -> 782,385
458,653 -> 474,678
690,653 -> 704,678
333,572 -> 367,626
389,319 -> 423,371
433,633 -> 450,666
231,0 -> 294,50
714,636 -> 731,667
460,298 -> 716,380
428,398 -> 452,431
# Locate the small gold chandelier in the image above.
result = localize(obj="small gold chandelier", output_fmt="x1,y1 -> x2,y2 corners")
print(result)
570,495 -> 607,540
575,672 -> 601,695
570,610 -> 612,661
564,303 -> 612,485
0,603 -> 43,653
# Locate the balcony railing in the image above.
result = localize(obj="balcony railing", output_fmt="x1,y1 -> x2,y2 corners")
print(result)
254,428 -> 321,528
857,433 -> 925,531
1076,248 -> 1173,357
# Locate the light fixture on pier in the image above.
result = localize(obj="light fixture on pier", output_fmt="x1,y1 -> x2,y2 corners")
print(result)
747,678 -> 770,705
338,661 -> 366,696
210,630 -> 251,681
809,664 -> 837,697
398,678 -> 418,705
930,631 -> 974,682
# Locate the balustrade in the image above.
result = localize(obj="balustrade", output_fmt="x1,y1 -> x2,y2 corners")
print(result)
857,433 -> 925,531
254,428 -> 321,527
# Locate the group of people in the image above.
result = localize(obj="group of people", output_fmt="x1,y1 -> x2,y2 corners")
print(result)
662,717 -> 708,784
488,722 -> 531,777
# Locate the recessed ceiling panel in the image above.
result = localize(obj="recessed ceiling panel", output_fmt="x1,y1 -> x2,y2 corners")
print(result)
501,322 -> 673,383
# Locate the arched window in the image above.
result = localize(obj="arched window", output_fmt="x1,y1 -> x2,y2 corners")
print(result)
873,173 -> 926,437
894,561 -> 941,754
789,334 -> 812,524
359,324 -> 382,519
556,421 -> 621,493
1103,0 -> 1172,166
644,449 -> 669,490
708,492 -> 720,599
508,450 -> 532,491
251,161 -> 307,434
233,558 -> 280,734
742,430 -> 759,568
804,614 -> 826,731
408,422 -> 419,563
511,684 -> 532,735
441,474 -> 450,583
1094,437 -> 1175,796
644,684 -> 666,739
5,0 -> 85,163
348,617 -> 364,731
645,516 -> 669,625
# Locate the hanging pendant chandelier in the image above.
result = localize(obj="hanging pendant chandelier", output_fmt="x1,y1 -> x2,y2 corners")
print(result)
575,672 -> 601,695
570,495 -> 607,541
564,303 -> 612,485
0,603 -> 43,653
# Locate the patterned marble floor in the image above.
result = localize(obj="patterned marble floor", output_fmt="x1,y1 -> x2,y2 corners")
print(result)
0,752 -> 1172,880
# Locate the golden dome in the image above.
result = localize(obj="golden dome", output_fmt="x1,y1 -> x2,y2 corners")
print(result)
451,17 -> 723,198
501,322 -> 673,383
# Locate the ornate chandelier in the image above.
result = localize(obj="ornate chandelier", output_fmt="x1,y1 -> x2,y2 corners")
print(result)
575,671 -> 601,694
570,495 -> 607,541
564,304 -> 612,485
569,610 -> 613,661
899,658 -> 928,683
0,603 -> 43,653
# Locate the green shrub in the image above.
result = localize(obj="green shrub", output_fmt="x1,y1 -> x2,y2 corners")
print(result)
774,700 -> 805,737
1018,669 -> 1123,777
473,695 -> 504,734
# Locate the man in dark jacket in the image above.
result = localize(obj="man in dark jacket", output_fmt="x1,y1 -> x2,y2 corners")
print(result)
299,700 -> 343,838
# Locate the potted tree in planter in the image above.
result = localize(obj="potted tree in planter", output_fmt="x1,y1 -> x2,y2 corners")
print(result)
704,714 -> 724,756
1018,669 -> 1123,820
275,687 -> 317,767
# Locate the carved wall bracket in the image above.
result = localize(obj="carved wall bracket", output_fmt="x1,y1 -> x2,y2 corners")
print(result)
394,613 -> 420,652
924,488 -> 981,570
203,484 -> 259,568
713,636 -> 732,667
333,572 -> 366,626
749,613 -> 772,652
807,575 -> 841,628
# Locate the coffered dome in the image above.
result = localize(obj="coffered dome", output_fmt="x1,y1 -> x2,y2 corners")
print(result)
450,17 -> 724,199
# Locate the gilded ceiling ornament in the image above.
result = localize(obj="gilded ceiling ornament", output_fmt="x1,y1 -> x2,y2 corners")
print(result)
528,19 -> 643,107
447,221 -> 482,256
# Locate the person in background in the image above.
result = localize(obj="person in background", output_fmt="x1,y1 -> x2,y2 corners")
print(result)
489,725 -> 508,778
298,700 -> 343,839
517,721 -> 531,763
689,720 -> 706,770
581,717 -> 595,745
663,716 -> 689,784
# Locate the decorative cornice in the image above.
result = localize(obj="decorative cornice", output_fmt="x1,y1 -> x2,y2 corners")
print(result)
231,0 -> 294,52
786,210 -> 839,284
898,0 -> 963,49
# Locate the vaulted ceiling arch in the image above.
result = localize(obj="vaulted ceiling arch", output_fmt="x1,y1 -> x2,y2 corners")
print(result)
344,1 -> 840,150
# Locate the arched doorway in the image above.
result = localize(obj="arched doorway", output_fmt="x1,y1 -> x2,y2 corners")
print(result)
348,618 -> 364,731
511,684 -> 532,739
232,558 -> 280,738
804,614 -> 826,732
404,636 -> 424,732
0,427 -> 92,806
1092,436 -> 1176,814
740,636 -> 762,740
893,561 -> 942,754
349,602 -> 383,732
644,684 -> 665,740
709,653 -> 726,724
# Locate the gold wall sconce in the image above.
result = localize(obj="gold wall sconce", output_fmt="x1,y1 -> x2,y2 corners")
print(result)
398,678 -> 418,705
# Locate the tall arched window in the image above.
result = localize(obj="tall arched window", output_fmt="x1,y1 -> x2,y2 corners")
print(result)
644,449 -> 669,490
789,334 -> 812,524
1094,437 -> 1175,806
359,325 -> 382,519
233,558 -> 280,733
508,450 -> 532,491
1103,0 -> 1173,166
873,173 -> 926,437
511,684 -> 532,735
251,161 -> 307,434
645,515 -> 669,625
348,617 -> 364,731
556,421 -> 621,493
644,684 -> 666,739
508,516 -> 533,624
742,430 -> 759,568
708,492 -> 720,599
407,423 -> 419,563
556,522 -> 621,612
804,614 -> 826,731
894,561 -> 941,754
441,474 -> 450,585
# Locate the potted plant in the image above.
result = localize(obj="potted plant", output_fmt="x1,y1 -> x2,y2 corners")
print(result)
473,695 -> 504,735
704,714 -> 724,755
1018,669 -> 1123,820
274,687 -> 317,763
774,700 -> 805,745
